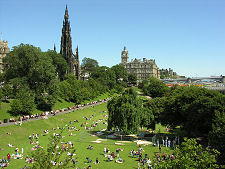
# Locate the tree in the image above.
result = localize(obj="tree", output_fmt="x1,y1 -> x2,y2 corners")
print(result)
30,129 -> 75,169
10,87 -> 35,115
140,107 -> 154,129
3,44 -> 58,110
3,44 -> 42,81
91,66 -> 116,90
86,78 -> 101,98
111,64 -> 128,87
160,87 -> 225,137
154,138 -> 219,169
81,57 -> 98,74
144,97 -> 166,124
142,76 -> 169,98
0,88 -> 3,108
209,110 -> 225,166
107,88 -> 144,134
2,83 -> 13,101
0,72 -> 4,83
45,50 -> 69,81
10,99 -> 23,115
128,73 -> 137,85
58,80 -> 72,102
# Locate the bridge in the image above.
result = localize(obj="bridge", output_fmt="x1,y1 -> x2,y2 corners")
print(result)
205,86 -> 225,91
161,76 -> 225,83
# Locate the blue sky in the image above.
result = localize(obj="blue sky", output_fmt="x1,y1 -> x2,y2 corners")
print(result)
0,0 -> 225,77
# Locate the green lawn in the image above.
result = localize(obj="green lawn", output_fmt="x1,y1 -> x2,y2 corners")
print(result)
0,100 -> 16,122
0,92 -> 111,122
0,101 -> 174,169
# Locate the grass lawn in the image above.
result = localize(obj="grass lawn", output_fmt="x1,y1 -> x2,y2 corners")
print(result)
0,92 -> 111,122
0,101 -> 175,169
0,100 -> 17,122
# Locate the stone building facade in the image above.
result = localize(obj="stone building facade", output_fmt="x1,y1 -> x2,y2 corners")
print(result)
60,5 -> 80,79
160,68 -> 177,78
120,47 -> 160,80
0,40 -> 10,73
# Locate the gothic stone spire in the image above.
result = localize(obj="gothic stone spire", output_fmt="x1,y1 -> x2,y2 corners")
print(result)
60,5 -> 73,73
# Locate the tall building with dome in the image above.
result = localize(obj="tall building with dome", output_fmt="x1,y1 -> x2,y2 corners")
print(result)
60,5 -> 80,79
120,47 -> 160,80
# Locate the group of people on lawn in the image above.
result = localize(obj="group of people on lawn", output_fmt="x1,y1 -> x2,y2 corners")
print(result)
0,154 -> 10,168
1,106 -> 179,169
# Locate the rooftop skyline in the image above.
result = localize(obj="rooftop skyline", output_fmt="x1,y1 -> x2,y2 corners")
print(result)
0,0 -> 225,77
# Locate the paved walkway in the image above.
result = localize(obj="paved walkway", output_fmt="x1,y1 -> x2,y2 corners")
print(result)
0,100 -> 109,127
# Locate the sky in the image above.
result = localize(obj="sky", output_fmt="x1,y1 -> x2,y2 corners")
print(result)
0,0 -> 225,77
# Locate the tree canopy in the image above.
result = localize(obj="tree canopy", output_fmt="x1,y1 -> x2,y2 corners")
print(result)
45,50 -> 69,81
154,138 -> 219,169
209,110 -> 225,166
81,57 -> 99,74
142,76 -> 169,98
128,73 -> 137,85
111,64 -> 128,87
107,88 -> 154,134
160,87 -> 225,137
3,44 -> 58,111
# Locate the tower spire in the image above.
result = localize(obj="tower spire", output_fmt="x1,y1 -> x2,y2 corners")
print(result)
60,5 -> 73,74
60,5 -> 79,79
74,45 -> 80,79
75,45 -> 79,59
65,5 -> 69,19
54,44 -> 56,51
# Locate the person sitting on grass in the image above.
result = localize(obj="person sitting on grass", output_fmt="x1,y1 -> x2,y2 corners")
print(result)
69,132 -> 76,136
87,145 -> 93,150
86,157 -> 92,163
72,158 -> 78,167
107,155 -> 113,161
116,158 -> 124,163
94,158 -> 100,164
8,144 -> 13,147
7,153 -> 10,163
111,152 -> 115,159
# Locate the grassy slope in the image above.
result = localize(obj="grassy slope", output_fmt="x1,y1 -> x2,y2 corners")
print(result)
0,92 -> 111,122
0,102 -> 174,169
0,101 -> 15,122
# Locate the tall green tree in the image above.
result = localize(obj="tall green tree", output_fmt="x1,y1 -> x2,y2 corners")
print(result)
154,138 -> 219,169
45,50 -> 69,81
143,76 -> 169,98
209,110 -> 225,166
81,57 -> 98,74
91,66 -> 116,90
0,88 -> 3,108
107,88 -> 144,134
160,87 -> 225,137
3,44 -> 58,111
128,73 -> 137,85
10,87 -> 36,115
111,64 -> 128,87
2,83 -> 13,101
144,97 -> 166,124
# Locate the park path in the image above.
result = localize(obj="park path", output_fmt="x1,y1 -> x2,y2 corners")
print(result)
0,100 -> 108,128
